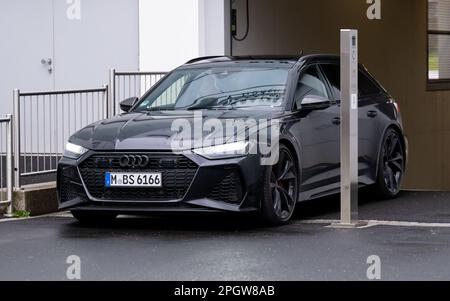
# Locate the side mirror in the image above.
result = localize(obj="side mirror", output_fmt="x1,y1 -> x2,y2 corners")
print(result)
120,97 -> 139,112
298,95 -> 330,111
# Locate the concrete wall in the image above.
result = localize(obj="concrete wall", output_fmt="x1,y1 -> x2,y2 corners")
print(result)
139,0 -> 228,71
139,0 -> 200,71
199,0 -> 229,56
231,0 -> 450,190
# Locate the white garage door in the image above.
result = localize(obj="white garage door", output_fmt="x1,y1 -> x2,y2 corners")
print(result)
0,0 -> 139,116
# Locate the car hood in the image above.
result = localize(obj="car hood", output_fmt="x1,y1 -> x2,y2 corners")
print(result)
70,110 -> 282,151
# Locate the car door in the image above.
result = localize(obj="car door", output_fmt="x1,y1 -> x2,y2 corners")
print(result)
319,63 -> 383,184
285,64 -> 341,197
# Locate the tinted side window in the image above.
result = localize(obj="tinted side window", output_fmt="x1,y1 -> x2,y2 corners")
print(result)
320,64 -> 382,98
359,72 -> 381,97
293,66 -> 329,110
320,64 -> 340,98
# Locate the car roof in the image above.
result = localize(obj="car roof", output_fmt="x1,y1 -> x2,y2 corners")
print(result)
181,55 -> 301,69
301,54 -> 340,64
181,54 -> 340,69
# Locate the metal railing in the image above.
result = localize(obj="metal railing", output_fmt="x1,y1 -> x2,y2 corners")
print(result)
0,114 -> 13,216
13,87 -> 108,187
9,69 -> 168,188
109,69 -> 167,115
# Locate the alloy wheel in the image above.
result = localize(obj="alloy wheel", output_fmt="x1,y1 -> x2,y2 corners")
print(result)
382,131 -> 404,194
270,148 -> 298,221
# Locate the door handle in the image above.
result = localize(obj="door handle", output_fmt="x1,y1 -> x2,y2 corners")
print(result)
332,117 -> 341,125
41,58 -> 53,74
41,58 -> 52,65
367,110 -> 378,118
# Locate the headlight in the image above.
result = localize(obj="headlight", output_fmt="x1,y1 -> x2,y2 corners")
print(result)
64,142 -> 88,159
193,141 -> 251,159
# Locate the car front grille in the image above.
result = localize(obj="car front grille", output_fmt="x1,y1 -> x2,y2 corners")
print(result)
207,170 -> 244,204
79,153 -> 198,201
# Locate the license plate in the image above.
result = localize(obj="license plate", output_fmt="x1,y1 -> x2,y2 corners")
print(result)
105,172 -> 162,187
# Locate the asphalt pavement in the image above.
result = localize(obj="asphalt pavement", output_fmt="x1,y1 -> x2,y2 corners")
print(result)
1,190 -> 450,281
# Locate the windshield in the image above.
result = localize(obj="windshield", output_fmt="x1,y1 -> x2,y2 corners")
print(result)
134,66 -> 290,111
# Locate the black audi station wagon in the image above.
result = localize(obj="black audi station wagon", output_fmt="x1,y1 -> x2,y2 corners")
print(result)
58,55 -> 407,225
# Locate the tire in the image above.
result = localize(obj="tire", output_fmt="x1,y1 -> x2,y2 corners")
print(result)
71,210 -> 117,225
260,144 -> 299,225
374,128 -> 405,199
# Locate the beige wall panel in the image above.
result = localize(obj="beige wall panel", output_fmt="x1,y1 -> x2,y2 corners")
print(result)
232,0 -> 450,190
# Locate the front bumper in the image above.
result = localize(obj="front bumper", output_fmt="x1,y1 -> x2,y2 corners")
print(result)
57,151 -> 265,214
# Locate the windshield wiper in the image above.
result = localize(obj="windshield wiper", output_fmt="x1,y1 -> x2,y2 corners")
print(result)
183,97 -> 230,111
218,89 -> 285,107
185,105 -> 232,111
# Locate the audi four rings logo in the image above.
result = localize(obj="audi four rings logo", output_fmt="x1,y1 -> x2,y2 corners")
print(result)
119,155 -> 150,168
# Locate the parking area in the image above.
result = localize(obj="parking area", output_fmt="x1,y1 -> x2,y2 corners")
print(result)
1,190 -> 450,281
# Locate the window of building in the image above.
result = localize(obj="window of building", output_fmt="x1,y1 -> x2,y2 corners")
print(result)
428,0 -> 450,89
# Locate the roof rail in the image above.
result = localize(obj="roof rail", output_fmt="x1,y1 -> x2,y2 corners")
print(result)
231,55 -> 302,61
185,56 -> 225,64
